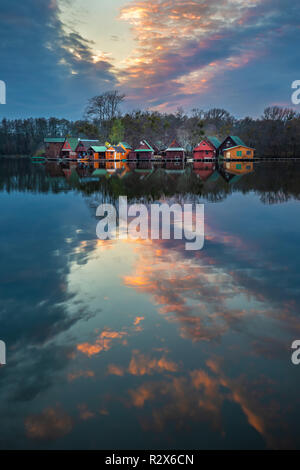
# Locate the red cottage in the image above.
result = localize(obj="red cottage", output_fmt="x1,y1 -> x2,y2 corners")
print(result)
133,140 -> 154,160
44,138 -> 65,159
61,137 -> 80,159
193,136 -> 221,160
165,139 -> 185,161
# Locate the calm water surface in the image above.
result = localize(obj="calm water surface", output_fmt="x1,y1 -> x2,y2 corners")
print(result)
0,157 -> 300,449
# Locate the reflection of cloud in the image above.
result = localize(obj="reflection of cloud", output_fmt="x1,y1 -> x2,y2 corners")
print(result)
25,406 -> 73,440
67,370 -> 95,382
107,364 -> 125,376
128,350 -> 178,375
78,404 -> 95,421
107,350 -> 178,377
128,373 -> 223,431
77,330 -> 128,357
129,382 -> 157,408
126,357 -> 298,448
123,240 -> 247,342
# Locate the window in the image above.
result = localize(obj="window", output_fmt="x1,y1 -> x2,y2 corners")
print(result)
246,151 -> 251,155
237,151 -> 242,156
236,164 -> 242,169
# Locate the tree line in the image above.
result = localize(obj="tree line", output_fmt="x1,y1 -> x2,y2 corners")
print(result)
1,91 -> 300,157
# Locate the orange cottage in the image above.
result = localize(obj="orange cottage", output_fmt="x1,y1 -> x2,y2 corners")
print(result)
223,145 -> 255,159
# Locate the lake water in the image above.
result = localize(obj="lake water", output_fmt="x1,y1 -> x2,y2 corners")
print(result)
0,157 -> 300,450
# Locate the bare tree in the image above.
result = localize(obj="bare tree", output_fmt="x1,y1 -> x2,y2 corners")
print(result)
84,91 -> 126,124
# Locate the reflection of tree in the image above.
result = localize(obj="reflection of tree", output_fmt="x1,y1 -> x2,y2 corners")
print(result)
2,158 -> 300,205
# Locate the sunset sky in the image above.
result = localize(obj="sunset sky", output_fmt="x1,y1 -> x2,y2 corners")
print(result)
1,0 -> 299,118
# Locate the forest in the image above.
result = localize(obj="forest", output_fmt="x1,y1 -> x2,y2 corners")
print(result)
0,91 -> 300,157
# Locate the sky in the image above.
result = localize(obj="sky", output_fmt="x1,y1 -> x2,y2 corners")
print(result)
0,0 -> 300,119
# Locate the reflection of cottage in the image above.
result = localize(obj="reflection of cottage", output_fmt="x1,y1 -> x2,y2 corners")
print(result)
61,137 -> 79,159
219,160 -> 254,184
165,139 -> 185,161
224,160 -> 254,175
44,138 -> 65,159
193,161 -> 216,181
193,137 -> 220,160
165,161 -> 185,172
222,145 -> 255,160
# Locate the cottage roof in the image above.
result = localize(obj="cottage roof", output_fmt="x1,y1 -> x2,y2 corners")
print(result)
78,139 -> 101,148
44,137 -> 65,143
224,145 -> 255,151
230,136 -> 246,147
90,146 -> 107,152
166,139 -> 185,152
119,142 -> 132,149
206,136 -> 221,148
135,140 -> 154,152
65,137 -> 79,151
113,146 -> 126,153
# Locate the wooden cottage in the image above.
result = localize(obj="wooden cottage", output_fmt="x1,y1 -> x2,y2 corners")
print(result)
105,145 -> 127,161
76,140 -> 101,158
193,137 -> 220,160
222,145 -> 255,160
133,140 -> 154,160
219,136 -> 249,156
118,142 -> 132,159
165,139 -> 185,161
44,138 -> 65,159
61,137 -> 80,159
89,146 -> 107,160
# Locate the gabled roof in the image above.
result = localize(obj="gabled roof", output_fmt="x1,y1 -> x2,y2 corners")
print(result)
224,145 -> 255,151
77,139 -> 101,148
90,146 -> 107,152
44,137 -> 65,143
119,141 -> 132,150
206,136 -> 221,148
166,139 -> 185,152
113,146 -> 126,153
135,140 -> 154,152
231,136 -> 246,147
64,137 -> 79,151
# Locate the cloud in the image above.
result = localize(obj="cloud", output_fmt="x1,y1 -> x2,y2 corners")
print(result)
0,0 -> 117,118
119,0 -> 300,115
